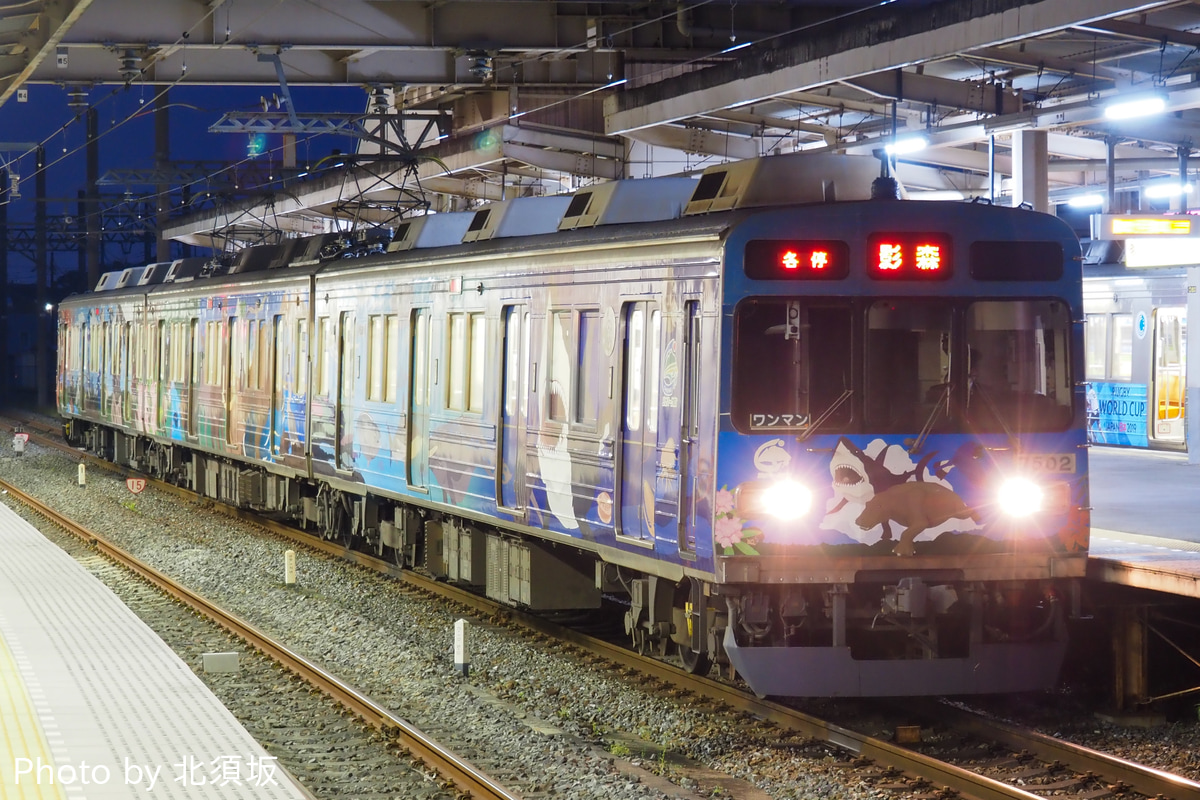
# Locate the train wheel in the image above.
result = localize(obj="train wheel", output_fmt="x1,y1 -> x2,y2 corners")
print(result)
678,645 -> 712,676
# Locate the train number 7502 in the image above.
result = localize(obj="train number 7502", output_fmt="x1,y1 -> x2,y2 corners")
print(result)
1013,453 -> 1077,473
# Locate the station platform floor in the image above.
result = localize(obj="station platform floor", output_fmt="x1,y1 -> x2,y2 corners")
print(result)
1089,445 -> 1200,598
0,502 -> 309,800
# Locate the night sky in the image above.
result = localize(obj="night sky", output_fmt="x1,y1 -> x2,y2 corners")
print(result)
0,81 -> 366,282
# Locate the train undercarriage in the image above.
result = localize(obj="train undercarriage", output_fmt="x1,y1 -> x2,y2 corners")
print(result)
65,418 -> 1072,697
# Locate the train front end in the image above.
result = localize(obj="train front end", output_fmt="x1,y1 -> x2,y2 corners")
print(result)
710,194 -> 1088,696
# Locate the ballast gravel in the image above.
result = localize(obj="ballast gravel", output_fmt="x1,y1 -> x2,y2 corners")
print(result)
0,436 -> 886,800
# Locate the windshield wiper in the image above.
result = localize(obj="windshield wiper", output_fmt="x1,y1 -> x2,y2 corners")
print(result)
797,389 -> 853,443
968,381 -> 1017,447
909,383 -> 951,454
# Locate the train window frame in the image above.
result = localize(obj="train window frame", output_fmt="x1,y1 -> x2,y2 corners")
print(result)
314,316 -> 330,397
296,317 -> 310,398
1085,314 -> 1108,381
964,299 -> 1074,433
731,297 -> 854,434
367,314 -> 386,402
247,320 -> 261,389
190,319 -> 201,386
447,312 -> 467,411
384,315 -> 399,404
468,313 -> 485,413
576,309 -> 601,425
547,310 -> 572,423
1110,313 -> 1134,380
446,311 -> 484,414
259,318 -> 274,393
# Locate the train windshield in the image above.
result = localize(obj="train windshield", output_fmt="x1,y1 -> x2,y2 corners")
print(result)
964,299 -> 1073,433
732,299 -> 853,432
732,297 -> 1073,434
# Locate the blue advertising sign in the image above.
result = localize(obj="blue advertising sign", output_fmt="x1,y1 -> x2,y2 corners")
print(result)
1086,382 -> 1149,447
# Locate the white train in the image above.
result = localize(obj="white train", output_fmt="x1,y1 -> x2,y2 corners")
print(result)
1082,263 -> 1187,449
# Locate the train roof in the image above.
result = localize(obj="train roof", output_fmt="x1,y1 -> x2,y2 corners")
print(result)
63,153 -> 1083,308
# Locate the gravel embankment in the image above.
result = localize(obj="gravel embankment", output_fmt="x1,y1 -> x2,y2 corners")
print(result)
0,437 -> 886,800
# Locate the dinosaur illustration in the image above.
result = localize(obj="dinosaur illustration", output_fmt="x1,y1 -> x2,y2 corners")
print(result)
855,482 -> 981,556
826,437 -> 936,540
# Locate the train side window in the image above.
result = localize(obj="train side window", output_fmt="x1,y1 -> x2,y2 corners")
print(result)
190,319 -> 200,385
296,318 -> 309,396
626,306 -> 644,432
314,317 -> 329,397
1110,313 -> 1133,380
248,320 -> 260,389
367,315 -> 385,401
1085,314 -> 1108,380
468,313 -> 485,412
158,322 -> 168,383
548,310 -> 572,422
102,322 -> 112,377
576,310 -> 600,424
646,310 -> 661,434
447,313 -> 468,411
259,319 -> 273,391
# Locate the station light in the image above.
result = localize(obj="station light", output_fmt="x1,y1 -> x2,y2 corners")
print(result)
1103,93 -> 1166,121
1066,194 -> 1105,208
1144,182 -> 1193,199
884,134 -> 928,156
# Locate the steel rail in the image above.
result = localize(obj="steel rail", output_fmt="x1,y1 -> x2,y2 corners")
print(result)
928,701 -> 1200,800
0,475 -> 519,800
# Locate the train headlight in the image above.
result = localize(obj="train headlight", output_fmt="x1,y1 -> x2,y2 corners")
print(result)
741,480 -> 813,520
997,477 -> 1044,517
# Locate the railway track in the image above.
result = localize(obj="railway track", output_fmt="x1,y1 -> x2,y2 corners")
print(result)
7,410 -> 1200,800
0,468 -> 519,800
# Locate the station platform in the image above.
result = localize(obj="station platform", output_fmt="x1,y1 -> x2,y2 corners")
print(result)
1089,446 -> 1200,599
0,501 -> 308,800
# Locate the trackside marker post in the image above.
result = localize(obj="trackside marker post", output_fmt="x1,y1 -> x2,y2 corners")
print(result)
77,463 -> 86,487
454,618 -> 470,676
284,549 -> 296,585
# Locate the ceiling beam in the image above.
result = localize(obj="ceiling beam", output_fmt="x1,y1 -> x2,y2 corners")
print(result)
0,0 -> 95,107
842,69 -> 1022,115
605,0 -> 1176,135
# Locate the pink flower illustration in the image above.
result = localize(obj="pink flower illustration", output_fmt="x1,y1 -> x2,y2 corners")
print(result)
715,488 -> 735,517
715,514 -> 744,547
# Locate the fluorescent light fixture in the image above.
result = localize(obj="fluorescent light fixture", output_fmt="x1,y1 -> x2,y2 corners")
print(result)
1144,182 -> 1192,199
1104,94 -> 1166,120
885,134 -> 928,155
1066,194 -> 1105,208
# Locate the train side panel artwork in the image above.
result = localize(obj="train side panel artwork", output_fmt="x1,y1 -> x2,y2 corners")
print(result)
56,153 -> 1089,697
1083,265 -> 1187,450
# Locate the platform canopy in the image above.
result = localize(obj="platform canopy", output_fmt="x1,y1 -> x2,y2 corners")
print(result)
5,0 -> 1200,247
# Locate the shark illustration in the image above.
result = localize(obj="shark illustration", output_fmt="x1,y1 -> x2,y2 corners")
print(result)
821,437 -> 976,546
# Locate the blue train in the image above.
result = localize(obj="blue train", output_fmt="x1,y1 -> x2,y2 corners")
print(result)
57,153 -> 1089,697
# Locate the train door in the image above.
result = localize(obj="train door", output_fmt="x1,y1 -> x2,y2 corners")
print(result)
1151,307 -> 1186,444
187,318 -> 199,437
336,312 -> 355,470
677,300 -> 701,555
271,314 -> 286,457
499,305 -> 529,512
618,301 -> 662,541
407,309 -> 430,489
